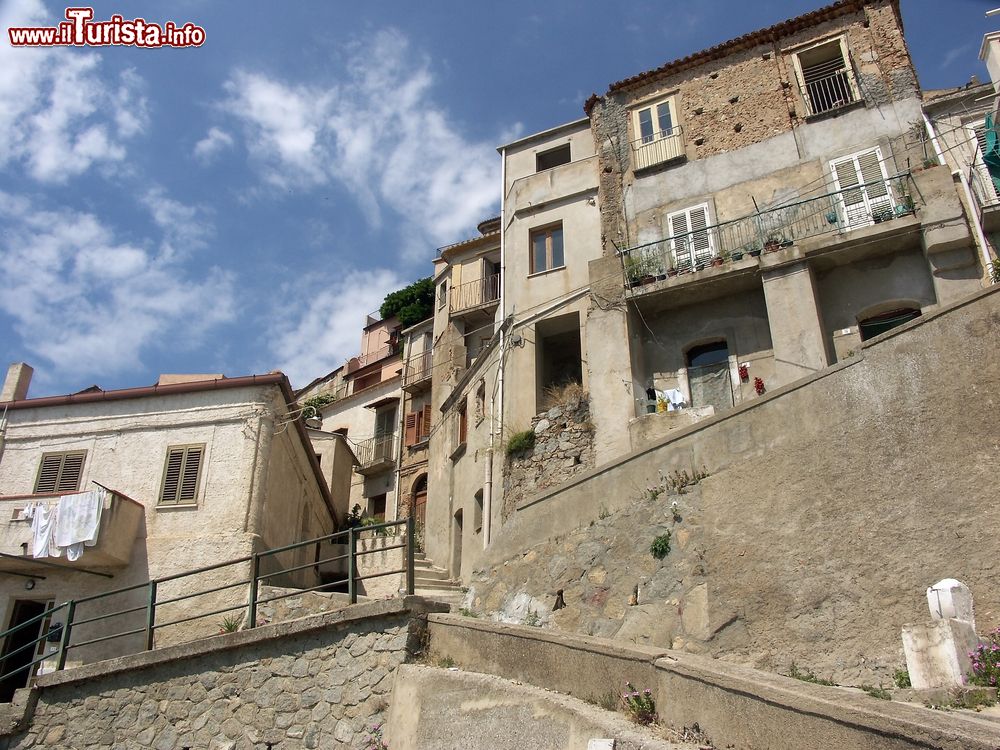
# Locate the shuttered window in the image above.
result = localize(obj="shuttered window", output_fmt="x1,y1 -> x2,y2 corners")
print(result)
159,445 -> 205,505
404,405 -> 433,447
34,451 -> 86,494
666,204 -> 714,269
830,148 -> 893,229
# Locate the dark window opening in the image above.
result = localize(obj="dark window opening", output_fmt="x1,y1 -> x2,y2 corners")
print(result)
536,143 -> 571,172
686,341 -> 733,413
368,494 -> 387,521
537,313 -> 583,410
858,308 -> 921,341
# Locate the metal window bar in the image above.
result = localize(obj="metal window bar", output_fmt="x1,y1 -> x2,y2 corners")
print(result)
621,173 -> 914,287
631,125 -> 684,171
0,518 -> 415,689
403,351 -> 432,387
801,61 -> 857,116
354,433 -> 397,469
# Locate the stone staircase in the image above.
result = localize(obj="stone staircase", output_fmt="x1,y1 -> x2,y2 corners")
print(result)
413,552 -> 465,607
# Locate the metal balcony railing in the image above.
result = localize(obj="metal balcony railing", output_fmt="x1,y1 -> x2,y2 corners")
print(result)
631,125 -> 685,171
801,67 -> 858,116
354,433 -> 396,471
345,343 -> 399,374
969,164 -> 1000,211
621,173 -> 916,288
450,274 -> 500,314
403,351 -> 432,388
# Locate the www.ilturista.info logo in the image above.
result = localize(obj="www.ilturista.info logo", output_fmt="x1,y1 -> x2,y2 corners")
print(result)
8,7 -> 205,48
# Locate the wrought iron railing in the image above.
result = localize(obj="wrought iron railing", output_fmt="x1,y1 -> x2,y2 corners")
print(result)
969,164 -> 1000,211
631,125 -> 685,171
450,274 -> 500,313
802,68 -> 858,116
354,433 -> 396,469
0,519 -> 415,693
622,173 -> 915,287
403,351 -> 432,388
346,343 -> 400,374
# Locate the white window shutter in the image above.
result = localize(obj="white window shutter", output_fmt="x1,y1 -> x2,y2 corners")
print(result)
689,206 -> 713,261
857,149 -> 888,198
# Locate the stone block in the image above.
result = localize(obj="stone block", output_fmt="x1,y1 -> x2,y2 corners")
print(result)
901,618 -> 980,689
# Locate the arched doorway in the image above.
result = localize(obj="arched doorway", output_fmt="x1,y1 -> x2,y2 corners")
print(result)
858,307 -> 921,341
686,341 -> 733,413
411,474 -> 427,527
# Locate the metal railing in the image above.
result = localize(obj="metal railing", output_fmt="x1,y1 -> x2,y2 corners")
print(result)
346,343 -> 400,374
354,433 -> 396,470
403,351 -> 432,388
0,519 -> 415,693
450,274 -> 500,313
969,163 -> 1000,211
801,66 -> 858,116
622,173 -> 915,287
632,125 -> 685,171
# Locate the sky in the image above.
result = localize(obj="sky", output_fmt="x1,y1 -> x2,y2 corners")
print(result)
0,0 -> 996,396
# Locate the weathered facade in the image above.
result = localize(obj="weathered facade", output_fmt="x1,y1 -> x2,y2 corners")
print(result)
0,369 -> 334,696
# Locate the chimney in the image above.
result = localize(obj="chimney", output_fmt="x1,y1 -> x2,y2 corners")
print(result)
1,363 -> 33,402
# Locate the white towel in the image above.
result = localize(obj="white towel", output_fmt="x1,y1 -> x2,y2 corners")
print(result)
55,490 -> 104,553
31,504 -> 59,558
661,388 -> 687,411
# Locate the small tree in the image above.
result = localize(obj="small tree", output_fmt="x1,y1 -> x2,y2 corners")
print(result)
380,277 -> 435,327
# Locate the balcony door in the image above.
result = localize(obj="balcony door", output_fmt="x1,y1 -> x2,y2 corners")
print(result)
830,148 -> 893,229
0,599 -> 53,702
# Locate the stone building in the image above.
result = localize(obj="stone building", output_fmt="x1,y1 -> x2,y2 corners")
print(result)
0,365 -> 334,698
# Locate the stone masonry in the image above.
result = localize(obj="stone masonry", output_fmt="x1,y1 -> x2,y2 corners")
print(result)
0,599 -> 445,750
502,396 -> 595,521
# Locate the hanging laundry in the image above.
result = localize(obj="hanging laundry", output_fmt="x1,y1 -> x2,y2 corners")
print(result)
54,489 -> 104,560
31,503 -> 59,558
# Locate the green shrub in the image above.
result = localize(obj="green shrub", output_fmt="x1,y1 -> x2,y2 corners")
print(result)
893,668 -> 911,688
649,532 -> 671,559
506,429 -> 536,456
861,685 -> 891,700
380,277 -> 435,326
620,682 -> 657,725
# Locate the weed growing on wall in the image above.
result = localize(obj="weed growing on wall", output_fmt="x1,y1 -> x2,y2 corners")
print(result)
650,532 -> 672,559
893,668 -> 911,688
861,685 -> 891,700
363,722 -> 389,750
788,662 -> 835,686
505,429 -> 536,456
620,682 -> 657,725
969,628 -> 1000,688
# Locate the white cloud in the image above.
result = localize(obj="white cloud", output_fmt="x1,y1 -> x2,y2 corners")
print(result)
218,28 -> 500,259
193,126 -> 235,163
0,0 -> 148,183
140,186 -> 213,259
266,268 -> 406,388
0,191 -> 235,384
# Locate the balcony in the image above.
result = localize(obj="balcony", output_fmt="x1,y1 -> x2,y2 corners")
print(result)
968,164 -> 1000,232
354,433 -> 396,476
801,67 -> 859,117
631,125 -> 685,172
402,351 -> 432,393
345,343 -> 400,375
622,173 -> 917,292
450,274 -> 500,316
0,489 -> 144,574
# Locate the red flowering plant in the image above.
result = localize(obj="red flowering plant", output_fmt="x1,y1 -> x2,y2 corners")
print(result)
620,681 -> 657,725
969,627 -> 1000,688
738,363 -> 749,382
754,377 -> 766,395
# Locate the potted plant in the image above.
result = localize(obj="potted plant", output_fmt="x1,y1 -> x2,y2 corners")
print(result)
624,256 -> 645,288
747,241 -> 763,258
731,247 -> 744,261
764,233 -> 789,252
825,210 -> 839,224
710,253 -> 725,267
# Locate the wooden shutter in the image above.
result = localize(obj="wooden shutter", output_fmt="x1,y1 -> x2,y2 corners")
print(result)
831,154 -> 866,227
689,206 -> 714,264
668,210 -> 691,268
35,451 -> 86,494
404,412 -> 418,446
160,445 -> 204,505
420,404 -> 432,440
831,148 -> 889,228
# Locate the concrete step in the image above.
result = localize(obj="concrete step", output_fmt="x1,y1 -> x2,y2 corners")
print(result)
414,578 -> 463,591
413,566 -> 451,581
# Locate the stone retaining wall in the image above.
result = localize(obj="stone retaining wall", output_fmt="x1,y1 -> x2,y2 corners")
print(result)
502,396 -> 594,520
0,598 -> 446,750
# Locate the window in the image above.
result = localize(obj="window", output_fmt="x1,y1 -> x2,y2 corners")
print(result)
666,203 -> 714,269
631,96 -> 683,170
793,37 -> 859,116
159,445 -> 204,505
474,489 -> 484,533
830,148 -> 893,229
34,451 -> 86,494
438,279 -> 447,309
368,494 -> 386,522
457,402 -> 468,446
858,308 -> 921,341
536,144 -> 571,171
404,404 -> 432,446
530,223 -> 564,274
475,380 -> 486,424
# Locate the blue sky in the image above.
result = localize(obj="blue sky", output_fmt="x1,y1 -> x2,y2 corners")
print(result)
1,0 -> 996,396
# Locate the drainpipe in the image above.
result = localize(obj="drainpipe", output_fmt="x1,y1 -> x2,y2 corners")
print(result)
923,113 -> 993,272
243,411 -> 276,551
485,148 -> 507,548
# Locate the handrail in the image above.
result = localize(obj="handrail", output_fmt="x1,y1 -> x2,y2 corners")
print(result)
450,274 -> 500,313
0,518 -> 416,692
403,351 -> 432,387
621,172 -> 915,284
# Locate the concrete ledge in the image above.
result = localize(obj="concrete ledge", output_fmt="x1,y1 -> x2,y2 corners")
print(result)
38,596 -> 448,689
428,615 -> 1000,750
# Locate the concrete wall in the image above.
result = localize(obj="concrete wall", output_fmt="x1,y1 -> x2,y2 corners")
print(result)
0,598 -> 446,749
479,285 -> 1000,682
426,614 -> 999,750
